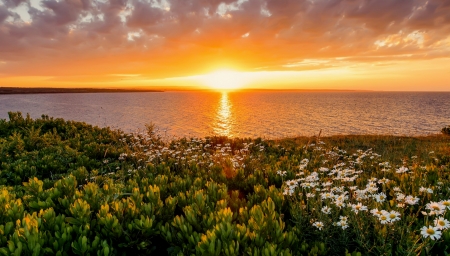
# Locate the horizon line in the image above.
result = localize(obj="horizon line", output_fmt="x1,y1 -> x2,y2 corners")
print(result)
1,86 -> 450,94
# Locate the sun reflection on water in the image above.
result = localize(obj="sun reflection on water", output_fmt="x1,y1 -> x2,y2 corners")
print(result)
214,92 -> 233,137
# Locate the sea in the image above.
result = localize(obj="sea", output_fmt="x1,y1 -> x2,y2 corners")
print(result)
1,91 -> 449,138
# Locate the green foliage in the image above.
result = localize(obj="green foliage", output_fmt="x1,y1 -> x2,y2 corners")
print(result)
0,112 -> 129,186
1,112 -> 450,255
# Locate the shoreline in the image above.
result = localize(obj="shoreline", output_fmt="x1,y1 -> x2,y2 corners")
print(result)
0,87 -> 164,94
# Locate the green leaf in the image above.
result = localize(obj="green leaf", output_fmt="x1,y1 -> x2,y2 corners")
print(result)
65,217 -> 81,226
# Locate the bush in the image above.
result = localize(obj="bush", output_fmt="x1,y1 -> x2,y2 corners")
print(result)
442,125 -> 450,135
1,112 -> 450,255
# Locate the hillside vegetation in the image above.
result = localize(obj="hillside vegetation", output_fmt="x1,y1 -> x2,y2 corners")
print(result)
1,112 -> 450,255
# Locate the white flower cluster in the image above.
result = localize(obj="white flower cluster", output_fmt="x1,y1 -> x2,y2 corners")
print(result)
279,144 -> 450,241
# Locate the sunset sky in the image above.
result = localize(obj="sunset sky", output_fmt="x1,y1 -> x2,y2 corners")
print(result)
0,0 -> 449,91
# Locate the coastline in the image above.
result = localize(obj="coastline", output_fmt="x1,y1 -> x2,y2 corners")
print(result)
0,87 -> 163,94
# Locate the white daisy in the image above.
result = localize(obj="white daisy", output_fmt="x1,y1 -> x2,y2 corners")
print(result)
434,217 -> 450,230
421,226 -> 442,240
321,206 -> 332,215
313,221 -> 324,230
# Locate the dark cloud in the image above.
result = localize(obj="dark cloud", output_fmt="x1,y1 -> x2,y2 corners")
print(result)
0,6 -> 11,23
2,0 -> 27,8
0,0 -> 449,78
127,1 -> 163,28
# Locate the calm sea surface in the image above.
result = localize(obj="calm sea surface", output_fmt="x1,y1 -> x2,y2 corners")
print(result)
0,91 -> 449,138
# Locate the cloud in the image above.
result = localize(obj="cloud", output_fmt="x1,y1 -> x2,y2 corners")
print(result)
0,6 -> 11,24
0,0 -> 449,79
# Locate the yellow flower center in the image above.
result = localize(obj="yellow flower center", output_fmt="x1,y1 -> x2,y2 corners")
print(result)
389,214 -> 396,219
443,202 -> 450,206
432,205 -> 440,210
438,220 -> 445,226
380,216 -> 387,220
426,228 -> 435,235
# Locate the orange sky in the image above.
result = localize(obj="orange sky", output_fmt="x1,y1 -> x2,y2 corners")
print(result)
0,0 -> 449,91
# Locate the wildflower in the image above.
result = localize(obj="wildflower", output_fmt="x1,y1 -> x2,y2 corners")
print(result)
421,226 -> 442,240
396,193 -> 405,201
321,192 -> 334,200
306,192 -> 315,198
118,153 -> 127,160
277,170 -> 287,176
393,187 -> 402,192
322,181 -> 333,187
319,167 -> 329,172
335,193 -> 348,201
396,166 -> 409,173
371,208 -> 384,217
310,182 -> 320,188
334,200 -> 345,208
366,185 -> 378,194
299,159 -> 309,170
426,202 -> 446,215
313,221 -> 324,230
388,210 -> 401,222
301,182 -> 312,188
378,178 -> 390,184
321,206 -> 331,214
434,218 -> 450,230
374,192 -> 387,203
351,203 -> 368,214
378,213 -> 391,224
380,162 -> 391,168
404,195 -> 420,205
335,219 -> 349,230
426,188 -> 433,194
283,187 -> 295,196
355,189 -> 369,200
286,180 -> 298,187
440,200 -> 450,210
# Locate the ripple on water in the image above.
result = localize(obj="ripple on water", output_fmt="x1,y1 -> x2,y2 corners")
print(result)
1,91 -> 449,138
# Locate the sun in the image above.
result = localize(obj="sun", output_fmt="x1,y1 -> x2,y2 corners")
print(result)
198,69 -> 249,90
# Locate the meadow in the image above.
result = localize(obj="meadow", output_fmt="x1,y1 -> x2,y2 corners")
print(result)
1,112 -> 450,255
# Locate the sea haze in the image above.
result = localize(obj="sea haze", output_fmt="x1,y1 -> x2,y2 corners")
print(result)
1,91 -> 449,138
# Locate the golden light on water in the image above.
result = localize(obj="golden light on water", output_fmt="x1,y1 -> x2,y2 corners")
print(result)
214,92 -> 233,136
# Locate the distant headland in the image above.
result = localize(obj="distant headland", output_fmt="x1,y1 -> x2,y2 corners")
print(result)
0,87 -> 163,95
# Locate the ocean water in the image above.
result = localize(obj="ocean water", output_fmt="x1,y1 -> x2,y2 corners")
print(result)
0,91 -> 449,138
